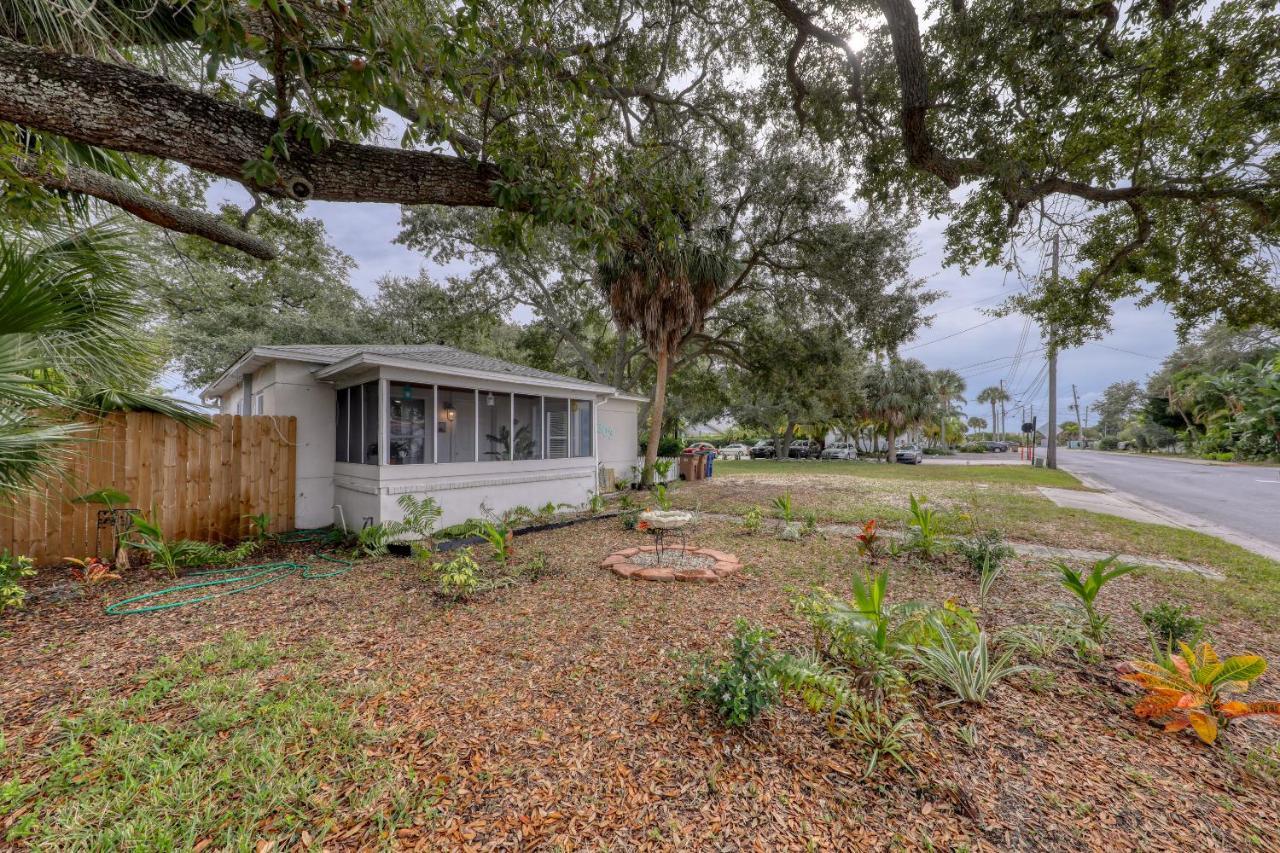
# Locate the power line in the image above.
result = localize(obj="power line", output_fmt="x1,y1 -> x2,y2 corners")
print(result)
1089,341 -> 1164,361
901,315 -> 1005,352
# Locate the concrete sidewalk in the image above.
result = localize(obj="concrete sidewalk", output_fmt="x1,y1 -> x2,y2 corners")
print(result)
1037,473 -> 1280,562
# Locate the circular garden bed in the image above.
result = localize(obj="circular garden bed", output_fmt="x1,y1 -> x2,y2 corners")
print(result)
600,545 -> 741,583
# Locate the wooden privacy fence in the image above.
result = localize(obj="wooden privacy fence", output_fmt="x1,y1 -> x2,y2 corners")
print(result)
0,413 -> 296,563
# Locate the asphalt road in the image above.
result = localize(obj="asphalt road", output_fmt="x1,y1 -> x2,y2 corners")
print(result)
1055,449 -> 1280,553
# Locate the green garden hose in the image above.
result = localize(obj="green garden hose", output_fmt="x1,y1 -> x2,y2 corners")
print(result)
104,553 -> 357,616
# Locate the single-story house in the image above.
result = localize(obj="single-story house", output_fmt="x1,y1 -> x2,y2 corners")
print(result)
201,345 -> 646,530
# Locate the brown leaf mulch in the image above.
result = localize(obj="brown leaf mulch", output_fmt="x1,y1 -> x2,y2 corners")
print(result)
3,516 -> 1280,850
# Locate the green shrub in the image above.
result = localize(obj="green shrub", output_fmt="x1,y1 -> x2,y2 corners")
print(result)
468,519 -> 514,564
1137,602 -> 1205,649
129,515 -> 256,577
772,492 -> 794,523
0,550 -> 35,614
436,548 -> 481,599
953,530 -> 1014,576
1098,437 -> 1120,451
687,620 -> 782,727
740,505 -> 763,534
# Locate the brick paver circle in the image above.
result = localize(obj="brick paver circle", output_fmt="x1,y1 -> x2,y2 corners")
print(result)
600,544 -> 742,583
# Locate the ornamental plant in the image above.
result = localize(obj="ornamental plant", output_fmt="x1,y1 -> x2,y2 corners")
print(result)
0,550 -> 36,614
469,519 -> 515,564
67,557 -> 121,588
1054,555 -> 1136,644
437,548 -> 482,599
905,494 -> 944,559
855,519 -> 881,559
686,620 -> 782,727
1120,642 -> 1280,745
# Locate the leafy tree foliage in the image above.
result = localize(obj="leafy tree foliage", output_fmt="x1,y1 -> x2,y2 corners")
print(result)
755,0 -> 1280,339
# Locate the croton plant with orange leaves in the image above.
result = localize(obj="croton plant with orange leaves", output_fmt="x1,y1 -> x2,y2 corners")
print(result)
1120,642 -> 1280,744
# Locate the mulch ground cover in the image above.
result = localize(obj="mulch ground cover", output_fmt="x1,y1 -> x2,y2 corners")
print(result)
3,499 -> 1280,850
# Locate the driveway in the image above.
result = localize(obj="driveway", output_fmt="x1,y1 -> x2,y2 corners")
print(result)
1055,449 -> 1280,559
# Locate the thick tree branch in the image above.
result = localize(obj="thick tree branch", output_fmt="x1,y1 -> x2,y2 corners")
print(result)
0,36 -> 503,209
16,159 -> 278,259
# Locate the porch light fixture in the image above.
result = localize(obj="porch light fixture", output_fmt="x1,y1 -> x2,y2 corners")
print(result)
485,392 -> 495,407
443,401 -> 456,421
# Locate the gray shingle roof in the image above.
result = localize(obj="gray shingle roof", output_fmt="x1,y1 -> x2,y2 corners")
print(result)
262,344 -> 604,388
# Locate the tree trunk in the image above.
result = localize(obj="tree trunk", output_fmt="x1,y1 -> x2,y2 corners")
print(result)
885,426 -> 897,463
0,36 -> 501,209
779,420 -> 797,460
991,402 -> 998,442
939,395 -> 949,451
642,348 -> 670,486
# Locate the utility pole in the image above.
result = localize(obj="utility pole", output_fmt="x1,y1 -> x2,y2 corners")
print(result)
1071,383 -> 1083,446
999,378 -> 1006,443
1046,233 -> 1059,470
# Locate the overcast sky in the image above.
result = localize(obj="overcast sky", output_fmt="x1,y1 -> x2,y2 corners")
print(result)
192,180 -> 1180,430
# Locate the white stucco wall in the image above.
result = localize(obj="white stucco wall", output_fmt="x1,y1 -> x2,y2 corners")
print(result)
215,359 -> 336,529
596,397 -> 642,484
218,357 -> 638,533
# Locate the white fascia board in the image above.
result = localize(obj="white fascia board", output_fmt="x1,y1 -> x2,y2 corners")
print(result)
313,353 -> 619,396
200,347 -> 333,400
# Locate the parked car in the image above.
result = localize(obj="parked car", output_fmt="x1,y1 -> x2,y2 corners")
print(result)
820,442 -> 858,460
788,439 -> 822,459
718,442 -> 750,460
896,444 -> 924,464
682,441 -> 718,456
749,439 -> 776,459
981,440 -> 1010,453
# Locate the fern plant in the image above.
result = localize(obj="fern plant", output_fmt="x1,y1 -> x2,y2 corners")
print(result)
1054,555 -> 1136,643
772,652 -> 917,777
909,621 -> 1032,706
388,494 -> 442,541
355,523 -> 393,557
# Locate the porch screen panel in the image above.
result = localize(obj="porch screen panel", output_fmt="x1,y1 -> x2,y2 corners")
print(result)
545,397 -> 569,459
361,381 -> 379,464
347,386 -> 363,463
389,382 -> 431,465
479,391 -> 513,461
512,394 -> 542,460
438,387 -> 477,463
571,399 -> 592,457
335,387 -> 350,463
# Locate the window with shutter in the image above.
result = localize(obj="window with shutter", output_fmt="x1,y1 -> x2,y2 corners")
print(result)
545,397 -> 569,459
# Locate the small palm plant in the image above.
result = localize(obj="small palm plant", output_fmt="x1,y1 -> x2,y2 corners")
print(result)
470,519 -> 515,564
772,492 -> 795,523
1054,555 -> 1136,643
906,494 -> 944,558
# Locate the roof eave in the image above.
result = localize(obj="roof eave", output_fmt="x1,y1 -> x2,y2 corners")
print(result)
199,346 -> 335,401
314,353 -> 621,395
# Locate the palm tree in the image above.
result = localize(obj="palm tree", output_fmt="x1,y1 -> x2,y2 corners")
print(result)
930,368 -> 966,451
0,222 -> 204,496
967,416 -> 987,435
976,385 -> 1011,442
862,358 -> 933,462
596,233 -> 733,483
